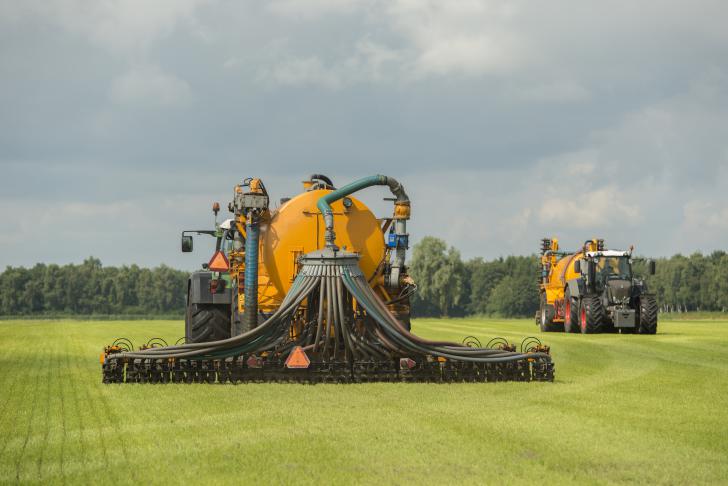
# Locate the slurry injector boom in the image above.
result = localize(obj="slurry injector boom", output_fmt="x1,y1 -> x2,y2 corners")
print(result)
102,175 -> 554,383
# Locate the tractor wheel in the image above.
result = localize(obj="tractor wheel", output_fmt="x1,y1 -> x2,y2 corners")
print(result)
579,295 -> 605,334
637,295 -> 658,334
564,288 -> 580,333
185,302 -> 231,343
539,293 -> 561,332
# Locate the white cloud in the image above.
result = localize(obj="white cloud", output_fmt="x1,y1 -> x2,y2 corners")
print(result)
257,57 -> 343,89
510,79 -> 591,103
7,0 -> 210,53
252,0 -> 532,86
538,187 -> 642,228
355,40 -> 403,80
267,0 -> 363,19
413,34 -> 515,76
110,65 -> 192,106
256,40 -> 403,88
384,0 -> 526,77
683,201 -> 728,230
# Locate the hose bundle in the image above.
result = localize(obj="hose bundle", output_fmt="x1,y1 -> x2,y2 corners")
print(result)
103,250 -> 554,383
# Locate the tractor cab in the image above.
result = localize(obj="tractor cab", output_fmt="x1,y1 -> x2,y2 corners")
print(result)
585,250 -> 632,288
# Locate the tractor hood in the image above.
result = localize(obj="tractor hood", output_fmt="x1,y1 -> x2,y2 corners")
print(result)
606,279 -> 632,303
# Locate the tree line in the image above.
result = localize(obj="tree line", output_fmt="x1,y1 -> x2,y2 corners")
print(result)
634,252 -> 728,313
1,241 -> 726,317
0,258 -> 188,317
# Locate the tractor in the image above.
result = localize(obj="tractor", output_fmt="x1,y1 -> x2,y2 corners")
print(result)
537,238 -> 657,334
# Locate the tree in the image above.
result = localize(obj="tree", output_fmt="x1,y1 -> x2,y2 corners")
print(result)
466,257 -> 505,315
485,274 -> 539,317
409,237 -> 467,317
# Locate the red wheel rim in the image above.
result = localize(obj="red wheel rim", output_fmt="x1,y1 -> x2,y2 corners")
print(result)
581,307 -> 587,331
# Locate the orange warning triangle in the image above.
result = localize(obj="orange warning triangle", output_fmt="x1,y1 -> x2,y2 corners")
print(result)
208,251 -> 230,272
285,346 -> 310,369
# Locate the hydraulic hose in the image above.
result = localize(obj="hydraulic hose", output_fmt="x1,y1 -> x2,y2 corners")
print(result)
317,175 -> 409,248
244,219 -> 260,331
118,276 -> 320,359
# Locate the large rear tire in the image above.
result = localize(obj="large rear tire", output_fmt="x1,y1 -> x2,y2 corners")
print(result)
637,295 -> 658,334
579,295 -> 605,334
185,302 -> 231,343
539,293 -> 561,332
564,288 -> 580,333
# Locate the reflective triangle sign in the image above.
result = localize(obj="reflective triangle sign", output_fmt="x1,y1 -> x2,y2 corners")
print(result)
208,251 -> 230,272
285,346 -> 310,369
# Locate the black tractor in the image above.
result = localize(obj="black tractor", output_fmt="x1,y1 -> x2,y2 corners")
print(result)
565,249 -> 657,334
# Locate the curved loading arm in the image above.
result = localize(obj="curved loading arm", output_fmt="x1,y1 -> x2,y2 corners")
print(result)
317,175 -> 409,249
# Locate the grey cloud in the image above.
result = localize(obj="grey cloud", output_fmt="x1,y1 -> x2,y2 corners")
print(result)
1,0 -> 728,269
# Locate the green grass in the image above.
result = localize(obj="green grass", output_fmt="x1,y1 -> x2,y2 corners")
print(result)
1,318 -> 727,485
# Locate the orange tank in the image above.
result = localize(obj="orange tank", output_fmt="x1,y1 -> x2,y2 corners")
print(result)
255,188 -> 386,313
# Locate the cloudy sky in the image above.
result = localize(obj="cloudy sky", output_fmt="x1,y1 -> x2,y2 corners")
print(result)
1,0 -> 727,270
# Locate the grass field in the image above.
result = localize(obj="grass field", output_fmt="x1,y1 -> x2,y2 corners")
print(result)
1,318 -> 727,485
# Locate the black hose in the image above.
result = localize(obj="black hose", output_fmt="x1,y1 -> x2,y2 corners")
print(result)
309,174 -> 334,187
323,270 -> 334,357
314,277 -> 326,352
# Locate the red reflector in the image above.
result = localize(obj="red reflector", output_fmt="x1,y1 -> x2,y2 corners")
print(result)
208,251 -> 229,272
246,356 -> 262,368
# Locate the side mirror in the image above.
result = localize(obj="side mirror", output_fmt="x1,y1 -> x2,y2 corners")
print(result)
648,259 -> 656,275
573,260 -> 581,274
181,235 -> 193,252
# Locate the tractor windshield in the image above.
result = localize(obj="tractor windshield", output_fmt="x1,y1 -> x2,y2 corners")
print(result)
594,256 -> 631,282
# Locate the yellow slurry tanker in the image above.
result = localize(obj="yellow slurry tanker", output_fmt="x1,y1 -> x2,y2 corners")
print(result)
538,238 -> 657,334
100,174 -> 555,383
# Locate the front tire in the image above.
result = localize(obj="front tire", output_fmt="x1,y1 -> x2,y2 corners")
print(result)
637,295 -> 658,334
539,293 -> 561,332
564,288 -> 580,333
580,295 -> 605,334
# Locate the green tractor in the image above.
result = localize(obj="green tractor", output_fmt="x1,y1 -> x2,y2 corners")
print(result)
180,203 -> 237,343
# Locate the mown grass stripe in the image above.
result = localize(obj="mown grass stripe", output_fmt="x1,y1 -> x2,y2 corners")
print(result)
35,335 -> 55,481
13,327 -> 47,482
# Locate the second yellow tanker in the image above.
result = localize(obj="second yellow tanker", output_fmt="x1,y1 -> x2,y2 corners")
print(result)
538,238 -> 658,334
